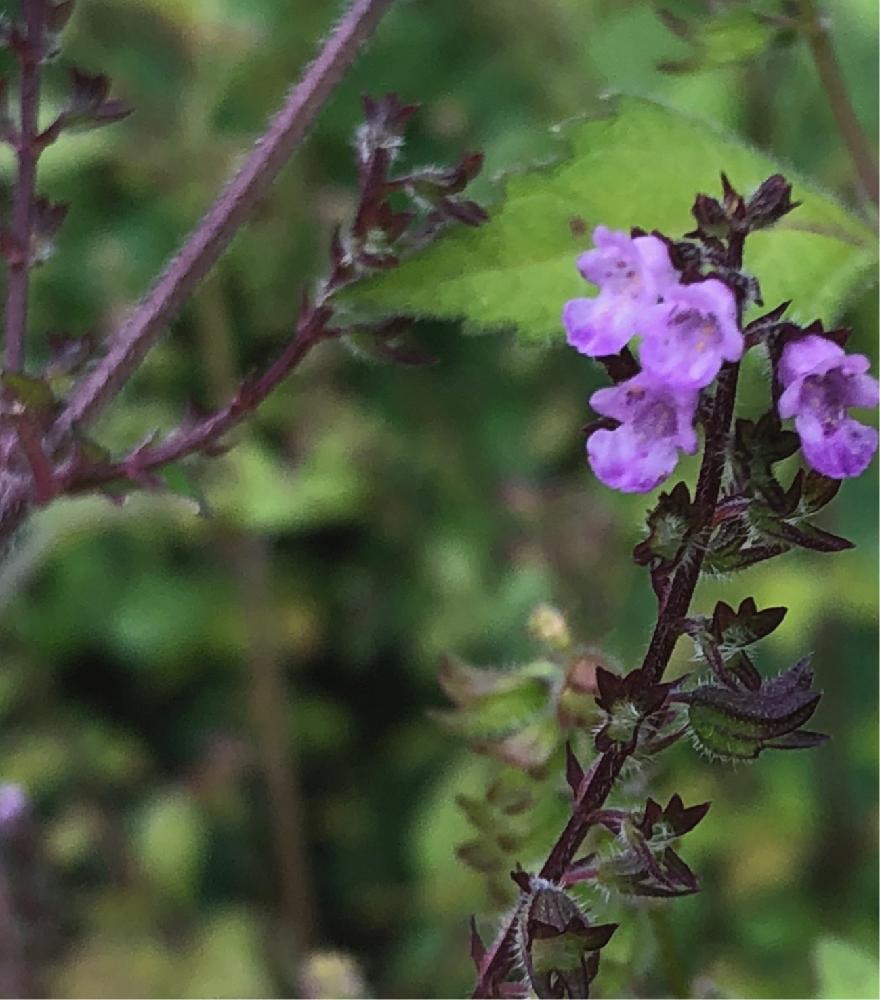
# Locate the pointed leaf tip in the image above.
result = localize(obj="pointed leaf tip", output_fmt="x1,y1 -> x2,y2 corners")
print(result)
564,742 -> 583,796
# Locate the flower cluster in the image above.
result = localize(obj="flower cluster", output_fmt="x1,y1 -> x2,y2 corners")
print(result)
563,225 -> 878,492
564,226 -> 741,492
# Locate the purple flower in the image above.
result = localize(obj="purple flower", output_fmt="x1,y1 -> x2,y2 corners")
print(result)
639,278 -> 742,389
0,784 -> 27,828
563,226 -> 677,357
778,335 -> 879,479
587,374 -> 699,493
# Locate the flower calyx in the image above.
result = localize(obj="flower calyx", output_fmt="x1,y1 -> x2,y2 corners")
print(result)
511,870 -> 617,1000
633,481 -> 698,600
593,666 -> 683,754
688,173 -> 799,242
679,655 -> 828,762
682,597 -> 787,690
586,794 -> 709,899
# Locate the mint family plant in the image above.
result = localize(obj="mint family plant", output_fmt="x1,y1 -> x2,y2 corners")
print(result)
459,175 -> 878,998
0,0 -> 876,995
0,0 -> 485,989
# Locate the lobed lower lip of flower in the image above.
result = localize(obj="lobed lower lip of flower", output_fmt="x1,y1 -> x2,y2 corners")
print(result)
671,309 -> 719,346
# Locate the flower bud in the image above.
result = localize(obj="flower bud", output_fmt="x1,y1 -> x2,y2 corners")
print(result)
528,603 -> 571,651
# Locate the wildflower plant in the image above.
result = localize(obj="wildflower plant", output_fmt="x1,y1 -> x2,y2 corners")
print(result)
448,175 -> 877,997
0,0 -> 875,996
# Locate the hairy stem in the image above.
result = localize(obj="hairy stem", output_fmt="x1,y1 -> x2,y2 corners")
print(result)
52,0 -> 393,440
474,241 -> 746,998
799,0 -> 878,206
4,0 -> 46,373
640,361 -> 740,683
61,305 -> 328,495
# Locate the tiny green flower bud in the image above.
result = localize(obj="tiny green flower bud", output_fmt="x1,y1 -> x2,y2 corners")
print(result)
528,603 -> 571,651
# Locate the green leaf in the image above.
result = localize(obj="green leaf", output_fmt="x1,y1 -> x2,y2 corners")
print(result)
178,911 -> 275,998
815,937 -> 879,1000
1,372 -> 56,415
343,97 -> 876,344
432,671 -> 551,741
210,440 -> 366,532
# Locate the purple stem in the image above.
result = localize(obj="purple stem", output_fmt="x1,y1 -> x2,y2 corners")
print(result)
63,309 -> 330,493
51,0 -> 394,442
4,0 -> 46,373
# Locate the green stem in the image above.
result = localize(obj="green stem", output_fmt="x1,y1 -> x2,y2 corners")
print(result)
799,0 -> 878,206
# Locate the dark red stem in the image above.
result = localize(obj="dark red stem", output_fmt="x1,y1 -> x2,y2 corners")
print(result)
63,308 -> 331,493
4,0 -> 46,373
473,236 -> 747,999
12,412 -> 56,503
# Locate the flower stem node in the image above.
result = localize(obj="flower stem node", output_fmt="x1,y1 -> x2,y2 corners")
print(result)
593,666 -> 682,754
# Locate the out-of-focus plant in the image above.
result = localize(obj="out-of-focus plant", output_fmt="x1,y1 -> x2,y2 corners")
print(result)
0,0 -> 490,993
0,0 -> 486,543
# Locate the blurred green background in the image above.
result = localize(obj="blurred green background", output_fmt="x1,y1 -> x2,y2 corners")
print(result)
0,0 -> 875,996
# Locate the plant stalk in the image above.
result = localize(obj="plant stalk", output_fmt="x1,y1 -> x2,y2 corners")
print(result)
52,0 -> 393,439
4,0 -> 46,373
194,278 -> 317,956
799,0 -> 878,206
473,238 -> 747,998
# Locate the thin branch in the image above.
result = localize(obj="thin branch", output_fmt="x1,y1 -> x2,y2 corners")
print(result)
234,532 -> 318,955
4,0 -> 47,373
62,300 -> 331,494
52,0 -> 394,441
799,0 -> 878,206
11,411 -> 56,503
